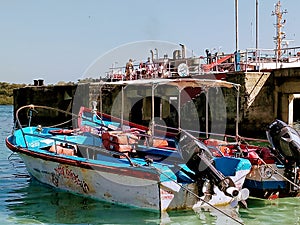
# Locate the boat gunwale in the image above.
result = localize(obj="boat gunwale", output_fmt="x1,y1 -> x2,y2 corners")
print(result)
5,135 -> 161,181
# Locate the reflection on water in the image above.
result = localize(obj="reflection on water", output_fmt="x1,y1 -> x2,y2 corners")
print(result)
240,197 -> 300,225
1,153 -> 162,224
5,180 -> 161,225
1,155 -> 243,225
4,177 -> 235,225
193,206 -> 242,225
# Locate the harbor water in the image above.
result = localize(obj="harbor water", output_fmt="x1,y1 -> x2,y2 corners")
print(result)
1,105 -> 300,225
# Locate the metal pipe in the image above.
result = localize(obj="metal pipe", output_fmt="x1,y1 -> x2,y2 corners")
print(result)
100,85 -> 103,119
151,84 -> 155,136
121,86 -> 124,130
235,0 -> 239,52
256,0 -> 259,51
150,50 -> 154,63
179,44 -> 186,59
178,90 -> 181,130
206,89 -> 209,139
236,85 -> 240,137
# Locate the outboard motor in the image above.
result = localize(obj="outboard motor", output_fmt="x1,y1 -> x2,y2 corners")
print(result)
267,119 -> 300,193
178,131 -> 239,199
267,119 -> 300,166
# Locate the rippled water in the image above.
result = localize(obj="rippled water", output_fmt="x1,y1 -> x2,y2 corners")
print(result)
1,105 -> 300,225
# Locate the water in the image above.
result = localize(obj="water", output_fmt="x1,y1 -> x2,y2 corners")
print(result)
1,105 -> 300,225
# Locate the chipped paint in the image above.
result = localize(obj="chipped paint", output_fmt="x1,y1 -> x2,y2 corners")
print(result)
54,165 -> 89,193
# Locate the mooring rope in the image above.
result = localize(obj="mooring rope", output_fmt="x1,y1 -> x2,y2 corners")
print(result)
16,104 -> 80,129
257,155 -> 300,190
152,166 -> 244,225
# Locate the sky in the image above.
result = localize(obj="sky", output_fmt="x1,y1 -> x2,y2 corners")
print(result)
0,0 -> 299,84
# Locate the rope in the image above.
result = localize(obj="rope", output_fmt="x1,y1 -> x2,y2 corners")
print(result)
16,104 -> 80,129
152,166 -> 244,225
48,118 -> 75,128
257,155 -> 300,190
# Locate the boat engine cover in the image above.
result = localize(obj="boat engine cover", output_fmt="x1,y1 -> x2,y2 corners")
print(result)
267,119 -> 300,165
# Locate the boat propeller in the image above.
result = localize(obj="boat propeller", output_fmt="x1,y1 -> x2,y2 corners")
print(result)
229,188 -> 250,208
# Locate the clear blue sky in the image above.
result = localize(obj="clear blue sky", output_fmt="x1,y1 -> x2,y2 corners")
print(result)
0,0 -> 299,84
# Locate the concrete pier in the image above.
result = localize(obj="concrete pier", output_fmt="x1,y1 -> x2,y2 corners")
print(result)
225,67 -> 300,136
13,83 -> 77,127
12,67 -> 300,138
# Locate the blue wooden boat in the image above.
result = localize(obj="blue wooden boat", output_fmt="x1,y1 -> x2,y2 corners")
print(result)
5,104 -> 251,215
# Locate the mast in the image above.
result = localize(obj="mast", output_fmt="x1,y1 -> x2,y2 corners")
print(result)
235,0 -> 239,52
272,0 -> 287,59
255,0 -> 258,51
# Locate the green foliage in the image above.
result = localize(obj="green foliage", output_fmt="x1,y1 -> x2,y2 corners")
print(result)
0,82 -> 26,105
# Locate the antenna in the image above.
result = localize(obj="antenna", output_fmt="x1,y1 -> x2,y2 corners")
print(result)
272,0 -> 287,59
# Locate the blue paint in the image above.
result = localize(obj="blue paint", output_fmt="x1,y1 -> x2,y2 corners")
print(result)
214,157 -> 251,177
244,179 -> 287,190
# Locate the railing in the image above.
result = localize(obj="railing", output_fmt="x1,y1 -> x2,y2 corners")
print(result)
104,47 -> 300,81
243,47 -> 300,71
105,53 -> 236,81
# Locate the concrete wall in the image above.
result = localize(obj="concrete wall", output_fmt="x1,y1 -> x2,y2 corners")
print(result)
273,68 -> 300,125
226,72 -> 275,137
13,84 -> 77,127
225,67 -> 300,137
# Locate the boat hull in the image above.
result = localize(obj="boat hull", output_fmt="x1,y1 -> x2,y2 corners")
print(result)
18,152 -> 164,210
243,164 -> 291,198
6,134 -> 240,211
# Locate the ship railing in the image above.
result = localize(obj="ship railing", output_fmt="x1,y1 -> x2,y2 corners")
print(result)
105,55 -> 237,81
243,46 -> 300,71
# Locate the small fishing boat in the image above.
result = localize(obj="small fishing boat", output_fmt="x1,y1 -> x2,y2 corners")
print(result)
197,119 -> 300,199
5,103 -> 250,218
202,135 -> 300,199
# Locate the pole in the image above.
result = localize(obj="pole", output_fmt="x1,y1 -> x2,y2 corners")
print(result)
236,85 -> 240,137
256,0 -> 259,51
151,84 -> 155,136
100,85 -> 103,119
178,90 -> 181,130
235,0 -> 239,52
206,90 -> 209,139
121,86 -> 124,130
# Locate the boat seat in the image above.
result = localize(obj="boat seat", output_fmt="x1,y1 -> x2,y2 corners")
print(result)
152,138 -> 169,148
49,144 -> 77,156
